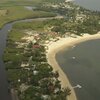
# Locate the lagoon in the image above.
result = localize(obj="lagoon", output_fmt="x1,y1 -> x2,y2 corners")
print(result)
74,0 -> 100,11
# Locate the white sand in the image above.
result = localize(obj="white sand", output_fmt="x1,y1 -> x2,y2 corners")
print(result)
46,33 -> 100,100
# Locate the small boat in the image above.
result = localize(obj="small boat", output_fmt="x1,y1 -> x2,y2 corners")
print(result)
72,45 -> 76,48
73,84 -> 82,89
72,57 -> 75,59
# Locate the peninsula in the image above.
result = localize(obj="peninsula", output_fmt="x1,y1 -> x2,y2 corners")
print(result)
0,0 -> 100,100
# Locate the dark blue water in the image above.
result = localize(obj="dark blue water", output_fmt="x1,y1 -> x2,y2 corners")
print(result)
0,23 -> 13,100
56,39 -> 100,100
74,0 -> 100,11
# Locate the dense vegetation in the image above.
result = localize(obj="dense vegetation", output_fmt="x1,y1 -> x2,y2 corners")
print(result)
4,21 -> 71,100
34,2 -> 100,35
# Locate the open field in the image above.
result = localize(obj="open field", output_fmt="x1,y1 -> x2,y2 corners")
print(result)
0,0 -> 65,7
0,0 -> 57,28
0,9 -> 7,16
0,6 -> 56,28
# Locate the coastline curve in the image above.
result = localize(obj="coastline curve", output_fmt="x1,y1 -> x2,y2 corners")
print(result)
46,33 -> 100,100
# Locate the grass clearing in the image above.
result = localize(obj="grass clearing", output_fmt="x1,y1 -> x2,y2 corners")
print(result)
0,0 -> 57,28
0,6 -> 56,28
0,9 -> 7,16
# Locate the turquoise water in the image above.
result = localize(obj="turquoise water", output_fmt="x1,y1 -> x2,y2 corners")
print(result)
56,39 -> 100,100
74,0 -> 100,11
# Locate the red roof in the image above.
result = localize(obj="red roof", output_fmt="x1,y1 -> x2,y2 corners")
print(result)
33,45 -> 41,48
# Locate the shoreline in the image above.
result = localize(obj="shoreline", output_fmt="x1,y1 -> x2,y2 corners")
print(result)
46,33 -> 100,100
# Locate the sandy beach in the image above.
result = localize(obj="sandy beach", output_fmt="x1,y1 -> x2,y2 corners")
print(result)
46,33 -> 100,100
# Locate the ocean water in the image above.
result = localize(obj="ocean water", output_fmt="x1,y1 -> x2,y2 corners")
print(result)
56,39 -> 100,100
74,0 -> 100,11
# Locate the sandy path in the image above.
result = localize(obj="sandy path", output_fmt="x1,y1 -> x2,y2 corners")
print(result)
46,33 -> 100,100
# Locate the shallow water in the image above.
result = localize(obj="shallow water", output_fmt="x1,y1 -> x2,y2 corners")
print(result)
56,39 -> 100,100
74,0 -> 100,11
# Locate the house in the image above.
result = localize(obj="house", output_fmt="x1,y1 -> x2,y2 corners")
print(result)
33,45 -> 41,48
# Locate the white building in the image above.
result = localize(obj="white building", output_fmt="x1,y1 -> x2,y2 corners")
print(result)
65,0 -> 74,2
